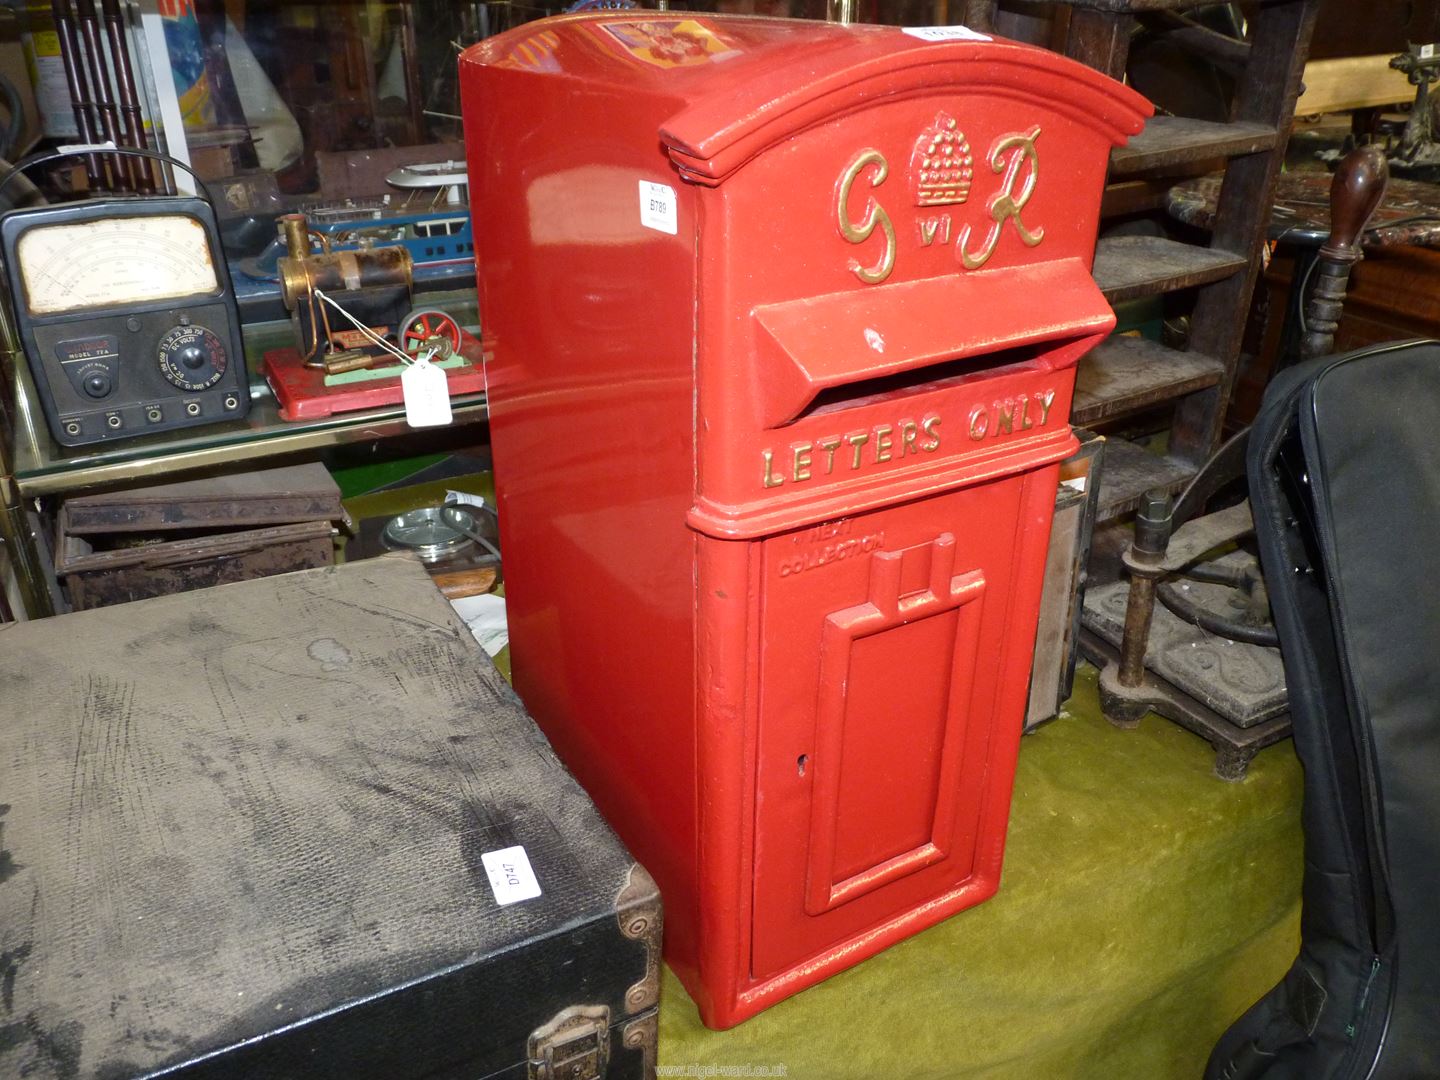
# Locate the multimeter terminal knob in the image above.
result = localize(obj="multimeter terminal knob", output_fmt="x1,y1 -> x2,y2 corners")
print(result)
82,372 -> 112,398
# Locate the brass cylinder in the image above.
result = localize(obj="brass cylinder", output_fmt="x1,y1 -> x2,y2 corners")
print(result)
280,213 -> 309,260
278,243 -> 414,311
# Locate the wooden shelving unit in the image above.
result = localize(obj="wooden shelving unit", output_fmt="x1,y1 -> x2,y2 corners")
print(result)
1079,0 -> 1321,520
1108,117 -> 1279,175
974,0 -> 1322,521
1093,235 -> 1249,302
1071,336 -> 1225,427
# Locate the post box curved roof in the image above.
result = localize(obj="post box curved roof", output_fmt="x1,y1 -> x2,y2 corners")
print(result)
463,15 -> 1152,186
661,32 -> 1151,184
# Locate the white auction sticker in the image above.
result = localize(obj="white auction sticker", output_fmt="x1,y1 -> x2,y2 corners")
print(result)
902,25 -> 992,42
481,845 -> 542,906
639,180 -> 678,235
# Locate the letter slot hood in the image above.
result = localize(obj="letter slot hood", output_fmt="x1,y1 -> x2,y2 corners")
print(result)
751,257 -> 1114,429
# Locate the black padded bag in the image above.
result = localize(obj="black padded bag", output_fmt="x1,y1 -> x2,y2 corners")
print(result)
1206,340 -> 1440,1080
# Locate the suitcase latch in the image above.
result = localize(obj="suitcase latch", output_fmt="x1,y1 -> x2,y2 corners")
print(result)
528,1004 -> 611,1080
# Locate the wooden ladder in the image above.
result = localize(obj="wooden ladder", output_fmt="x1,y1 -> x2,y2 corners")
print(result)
971,0 -> 1323,520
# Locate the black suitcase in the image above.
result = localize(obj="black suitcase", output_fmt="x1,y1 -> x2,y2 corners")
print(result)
1207,341 -> 1440,1079
0,555 -> 660,1080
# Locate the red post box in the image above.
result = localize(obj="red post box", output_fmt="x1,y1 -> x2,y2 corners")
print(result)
461,15 -> 1148,1028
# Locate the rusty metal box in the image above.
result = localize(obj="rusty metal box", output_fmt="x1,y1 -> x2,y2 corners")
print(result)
1025,429 -> 1106,731
462,14 -> 1148,1027
54,463 -> 342,610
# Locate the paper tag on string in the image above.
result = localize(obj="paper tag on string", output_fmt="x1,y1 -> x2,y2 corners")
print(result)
402,355 -> 453,427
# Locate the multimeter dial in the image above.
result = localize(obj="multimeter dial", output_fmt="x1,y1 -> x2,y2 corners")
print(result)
158,325 -> 229,391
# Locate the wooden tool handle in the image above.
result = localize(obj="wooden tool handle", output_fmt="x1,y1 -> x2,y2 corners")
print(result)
1301,145 -> 1390,361
434,566 -> 497,599
1321,144 -> 1389,264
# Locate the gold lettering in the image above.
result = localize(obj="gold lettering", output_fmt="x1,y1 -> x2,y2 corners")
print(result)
873,424 -> 893,462
762,449 -> 784,488
916,215 -> 951,247
1020,397 -> 1033,430
900,421 -> 920,456
1038,389 -> 1056,425
921,416 -> 942,451
837,150 -> 897,285
969,406 -> 988,441
847,431 -> 870,469
768,417 -> 949,487
957,125 -> 1044,271
996,400 -> 1015,435
792,442 -> 813,483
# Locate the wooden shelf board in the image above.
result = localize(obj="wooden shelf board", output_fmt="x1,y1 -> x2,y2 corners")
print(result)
1110,117 -> 1278,175
1096,437 -> 1198,522
1072,336 -> 1226,427
1094,236 -> 1248,303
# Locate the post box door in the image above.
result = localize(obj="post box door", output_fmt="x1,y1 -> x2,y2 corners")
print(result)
749,474 -> 1046,979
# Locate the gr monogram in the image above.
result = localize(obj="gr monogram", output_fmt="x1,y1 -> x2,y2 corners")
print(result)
835,149 -> 897,285
836,124 -> 1044,285
959,126 -> 1044,269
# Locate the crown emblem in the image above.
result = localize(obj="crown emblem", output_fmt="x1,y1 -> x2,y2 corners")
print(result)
910,112 -> 972,207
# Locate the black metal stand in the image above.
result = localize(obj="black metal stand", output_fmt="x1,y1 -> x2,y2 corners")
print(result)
1082,147 -> 1390,780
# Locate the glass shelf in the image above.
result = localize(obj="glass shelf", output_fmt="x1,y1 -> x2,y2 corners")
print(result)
7,292 -> 488,497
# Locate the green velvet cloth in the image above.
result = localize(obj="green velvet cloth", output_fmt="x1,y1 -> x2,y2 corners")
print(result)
658,665 -> 1304,1078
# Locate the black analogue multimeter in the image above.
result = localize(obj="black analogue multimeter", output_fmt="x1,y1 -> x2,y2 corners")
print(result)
0,190 -> 249,447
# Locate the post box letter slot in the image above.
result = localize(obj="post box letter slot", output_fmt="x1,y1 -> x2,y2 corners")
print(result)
803,533 -> 987,915
752,257 -> 1114,429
